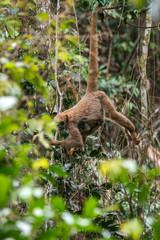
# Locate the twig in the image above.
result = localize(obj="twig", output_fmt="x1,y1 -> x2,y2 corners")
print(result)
125,33 -> 143,73
95,5 -> 123,12
122,184 -> 134,218
117,0 -> 125,28
105,11 -> 158,29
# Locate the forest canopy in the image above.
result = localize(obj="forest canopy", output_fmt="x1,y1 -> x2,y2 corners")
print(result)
0,0 -> 160,239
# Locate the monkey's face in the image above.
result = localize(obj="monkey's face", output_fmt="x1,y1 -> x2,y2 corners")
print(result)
58,121 -> 65,131
54,113 -> 68,132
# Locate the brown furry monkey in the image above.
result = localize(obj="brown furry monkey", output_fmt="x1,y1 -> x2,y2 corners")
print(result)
50,12 -> 140,152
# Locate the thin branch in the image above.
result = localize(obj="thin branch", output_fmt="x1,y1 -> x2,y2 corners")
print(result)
95,5 -> 123,12
105,11 -> 158,29
55,0 -> 63,112
122,185 -> 134,218
117,0 -> 125,28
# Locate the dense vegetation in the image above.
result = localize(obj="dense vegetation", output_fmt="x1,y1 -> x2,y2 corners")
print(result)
0,0 -> 160,239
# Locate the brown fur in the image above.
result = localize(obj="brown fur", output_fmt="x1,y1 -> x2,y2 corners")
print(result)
50,12 -> 140,152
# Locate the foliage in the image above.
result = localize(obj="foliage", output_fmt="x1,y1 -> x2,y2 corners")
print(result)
0,0 -> 160,240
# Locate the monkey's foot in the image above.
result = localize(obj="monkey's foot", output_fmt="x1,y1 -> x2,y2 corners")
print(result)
70,148 -> 75,155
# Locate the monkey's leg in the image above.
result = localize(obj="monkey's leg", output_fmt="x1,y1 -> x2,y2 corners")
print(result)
102,95 -> 140,145
50,122 -> 84,151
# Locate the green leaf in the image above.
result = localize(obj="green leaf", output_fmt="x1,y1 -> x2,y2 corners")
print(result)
147,168 -> 160,179
138,184 -> 149,203
37,12 -> 49,21
128,0 -> 147,9
0,174 -> 11,208
0,117 -> 19,137
82,197 -> 98,218
0,147 -> 5,161
152,216 -> 160,240
36,229 -> 56,240
49,165 -> 67,178
40,172 -> 57,186
52,196 -> 66,212
1,0 -> 12,5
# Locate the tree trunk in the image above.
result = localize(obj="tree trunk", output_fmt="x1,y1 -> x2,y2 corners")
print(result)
137,4 -> 152,218
139,5 -> 152,164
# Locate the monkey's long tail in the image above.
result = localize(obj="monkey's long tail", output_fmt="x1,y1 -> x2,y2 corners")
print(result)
86,12 -> 98,93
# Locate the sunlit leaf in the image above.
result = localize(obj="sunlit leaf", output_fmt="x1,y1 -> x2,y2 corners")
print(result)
66,35 -> 78,45
76,217 -> 91,227
18,186 -> 32,200
33,207 -> 43,217
100,159 -> 122,183
120,219 -> 143,240
0,96 -> 18,111
100,159 -> 122,176
100,159 -> 132,183
33,188 -> 44,198
52,196 -> 66,212
32,158 -> 49,170
62,212 -> 75,225
16,221 -> 32,236
58,51 -> 69,62
129,0 -> 147,9
37,12 -> 49,21
83,197 -> 98,218
50,165 -> 67,178
122,159 -> 137,173
0,117 -> 19,137
1,0 -> 12,5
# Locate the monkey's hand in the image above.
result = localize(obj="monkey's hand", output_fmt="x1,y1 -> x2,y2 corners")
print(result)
50,122 -> 84,150
32,131 -> 44,142
49,140 -> 60,146
130,131 -> 140,145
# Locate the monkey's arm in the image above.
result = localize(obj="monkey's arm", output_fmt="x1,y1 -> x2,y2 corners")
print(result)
102,94 -> 140,145
50,122 -> 84,151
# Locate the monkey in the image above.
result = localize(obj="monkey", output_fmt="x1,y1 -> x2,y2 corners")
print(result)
48,11 -> 140,152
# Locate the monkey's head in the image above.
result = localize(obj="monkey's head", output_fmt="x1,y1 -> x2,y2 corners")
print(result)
54,113 -> 68,131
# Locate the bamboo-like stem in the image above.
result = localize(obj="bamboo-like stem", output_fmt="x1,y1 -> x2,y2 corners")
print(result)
55,0 -> 63,113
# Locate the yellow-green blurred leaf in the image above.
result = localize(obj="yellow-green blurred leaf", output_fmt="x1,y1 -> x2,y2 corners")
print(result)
32,158 -> 49,170
1,0 -> 11,5
129,0 -> 147,9
37,12 -> 49,21
120,219 -> 143,240
58,51 -> 69,62
0,117 -> 19,137
66,34 -> 78,45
